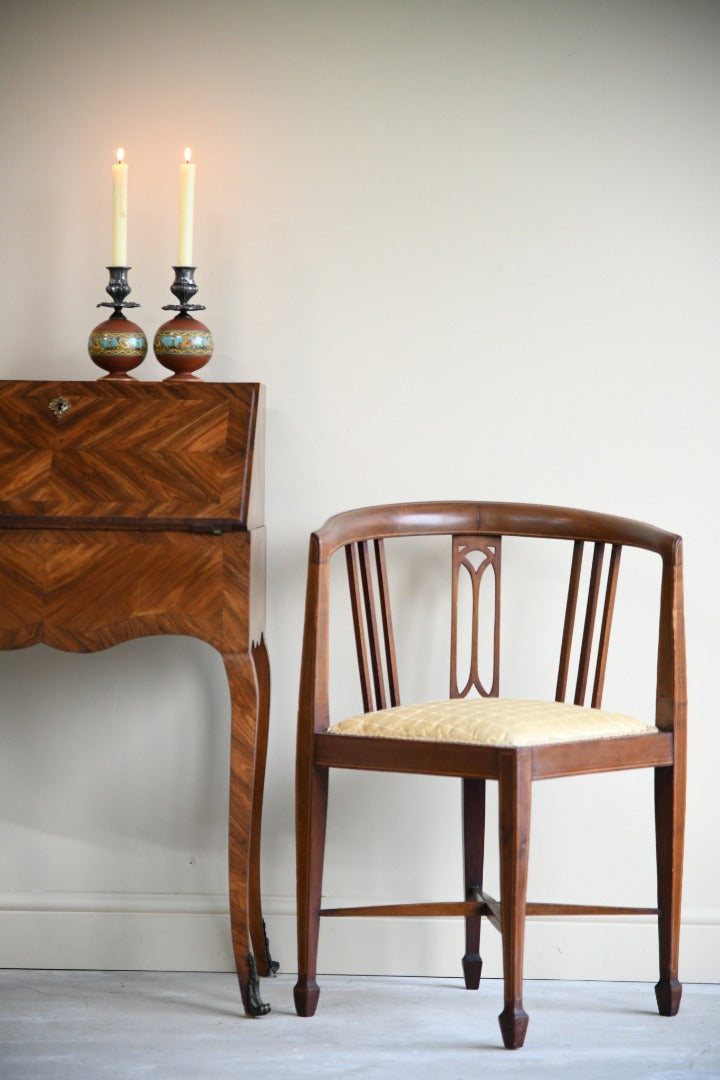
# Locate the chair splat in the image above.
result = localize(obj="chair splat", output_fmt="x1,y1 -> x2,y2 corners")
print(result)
451,535 -> 501,699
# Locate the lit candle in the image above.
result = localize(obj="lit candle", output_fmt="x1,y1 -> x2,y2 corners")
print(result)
111,148 -> 128,266
177,147 -> 196,266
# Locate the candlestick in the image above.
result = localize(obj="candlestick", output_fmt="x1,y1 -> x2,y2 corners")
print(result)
111,148 -> 128,266
153,266 -> 213,380
88,266 -> 147,379
177,147 -> 196,266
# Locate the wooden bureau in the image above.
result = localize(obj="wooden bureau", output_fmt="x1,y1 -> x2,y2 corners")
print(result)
0,379 -> 275,1015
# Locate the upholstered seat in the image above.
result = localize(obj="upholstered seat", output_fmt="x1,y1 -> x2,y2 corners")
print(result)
330,697 -> 656,748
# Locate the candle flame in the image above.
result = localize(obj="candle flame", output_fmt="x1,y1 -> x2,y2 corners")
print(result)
116,148 -> 125,164
184,147 -> 192,163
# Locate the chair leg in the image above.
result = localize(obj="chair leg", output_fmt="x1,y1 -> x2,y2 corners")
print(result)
497,751 -> 531,1050
461,777 -> 485,989
293,761 -> 329,1018
654,761 -> 685,1016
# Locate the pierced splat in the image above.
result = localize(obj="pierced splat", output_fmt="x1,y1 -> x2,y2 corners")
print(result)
346,538 -> 400,711
451,535 -> 501,699
555,540 -> 622,707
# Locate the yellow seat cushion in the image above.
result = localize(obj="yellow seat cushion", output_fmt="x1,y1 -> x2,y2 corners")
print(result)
328,697 -> 657,748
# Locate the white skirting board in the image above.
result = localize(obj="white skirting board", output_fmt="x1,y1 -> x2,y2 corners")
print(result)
0,893 -> 717,983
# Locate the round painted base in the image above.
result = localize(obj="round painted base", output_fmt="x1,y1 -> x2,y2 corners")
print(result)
88,314 -> 148,379
153,313 -> 214,380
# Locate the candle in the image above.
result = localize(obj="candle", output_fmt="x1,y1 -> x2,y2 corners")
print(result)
177,147 -> 196,266
111,148 -> 128,266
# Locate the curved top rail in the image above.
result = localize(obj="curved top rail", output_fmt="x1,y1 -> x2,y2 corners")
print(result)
312,501 -> 681,560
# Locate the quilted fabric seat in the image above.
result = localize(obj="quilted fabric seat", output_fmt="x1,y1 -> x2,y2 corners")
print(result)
329,697 -> 657,748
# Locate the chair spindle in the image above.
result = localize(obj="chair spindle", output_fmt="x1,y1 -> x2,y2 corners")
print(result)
575,542 -> 605,705
346,543 -> 373,712
591,544 -> 622,708
374,539 -> 400,707
556,540 -> 584,702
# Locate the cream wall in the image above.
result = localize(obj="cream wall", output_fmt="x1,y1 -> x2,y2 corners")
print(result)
0,0 -> 718,981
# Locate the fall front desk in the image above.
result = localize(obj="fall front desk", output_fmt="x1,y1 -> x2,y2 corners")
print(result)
0,380 -> 275,1015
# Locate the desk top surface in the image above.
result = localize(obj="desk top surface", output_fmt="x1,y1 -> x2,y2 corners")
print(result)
0,380 -> 264,531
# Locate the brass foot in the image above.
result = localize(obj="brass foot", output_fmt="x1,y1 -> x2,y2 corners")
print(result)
263,919 -> 280,976
246,954 -> 271,1016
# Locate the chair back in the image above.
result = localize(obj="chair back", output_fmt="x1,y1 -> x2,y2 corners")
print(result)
303,502 -> 684,729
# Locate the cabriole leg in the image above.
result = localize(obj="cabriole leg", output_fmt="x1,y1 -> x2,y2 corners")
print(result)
224,651 -> 270,1016
248,638 -> 278,977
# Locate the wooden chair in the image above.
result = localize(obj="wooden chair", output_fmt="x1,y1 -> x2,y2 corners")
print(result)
293,502 -> 686,1049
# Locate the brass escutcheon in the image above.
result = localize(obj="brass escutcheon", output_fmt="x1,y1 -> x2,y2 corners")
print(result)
48,396 -> 72,419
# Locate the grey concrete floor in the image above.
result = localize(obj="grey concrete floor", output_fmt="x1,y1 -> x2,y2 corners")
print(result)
1,971 -> 718,1080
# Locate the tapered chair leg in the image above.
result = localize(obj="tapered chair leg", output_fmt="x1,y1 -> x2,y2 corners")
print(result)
294,762 -> 329,1018
497,751 -> 531,1050
461,777 -> 486,989
654,761 -> 685,1016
